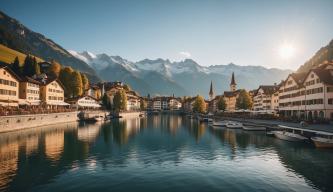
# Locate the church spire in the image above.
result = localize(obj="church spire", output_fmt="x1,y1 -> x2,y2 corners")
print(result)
209,80 -> 214,100
230,72 -> 236,91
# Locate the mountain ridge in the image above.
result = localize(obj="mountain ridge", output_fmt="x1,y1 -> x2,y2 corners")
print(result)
70,50 -> 293,97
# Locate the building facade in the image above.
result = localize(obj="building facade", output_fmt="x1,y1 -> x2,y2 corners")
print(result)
0,63 -> 20,107
253,85 -> 278,112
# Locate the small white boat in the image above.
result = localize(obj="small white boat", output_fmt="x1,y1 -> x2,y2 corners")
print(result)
274,131 -> 308,142
242,126 -> 266,131
311,136 -> 333,148
226,122 -> 243,129
212,120 -> 229,127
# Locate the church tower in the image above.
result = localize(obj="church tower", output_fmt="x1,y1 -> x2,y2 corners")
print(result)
230,72 -> 236,92
209,80 -> 214,101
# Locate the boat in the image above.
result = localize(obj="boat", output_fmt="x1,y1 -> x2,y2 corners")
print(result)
226,122 -> 243,129
200,117 -> 213,123
242,125 -> 266,131
274,131 -> 308,142
266,131 -> 276,137
212,120 -> 229,127
311,136 -> 333,148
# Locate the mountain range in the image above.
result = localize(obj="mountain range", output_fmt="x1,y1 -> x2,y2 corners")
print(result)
69,50 -> 293,97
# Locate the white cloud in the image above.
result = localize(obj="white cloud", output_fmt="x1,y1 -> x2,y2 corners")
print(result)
179,51 -> 191,58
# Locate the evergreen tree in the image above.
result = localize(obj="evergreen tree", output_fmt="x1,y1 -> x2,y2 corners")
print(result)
80,73 -> 89,91
192,95 -> 206,114
72,71 -> 83,97
33,57 -> 40,75
236,89 -> 253,110
59,67 -> 74,97
102,93 -> 110,110
217,96 -> 226,111
11,56 -> 21,74
113,90 -> 127,111
23,55 -> 34,76
49,60 -> 61,77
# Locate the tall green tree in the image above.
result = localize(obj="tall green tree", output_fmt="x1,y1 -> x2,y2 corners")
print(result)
217,96 -> 226,111
59,67 -> 74,97
236,89 -> 253,110
72,71 -> 83,97
102,93 -> 111,110
80,72 -> 89,91
113,90 -> 127,111
192,95 -> 206,114
22,55 -> 34,76
11,56 -> 21,74
33,57 -> 40,75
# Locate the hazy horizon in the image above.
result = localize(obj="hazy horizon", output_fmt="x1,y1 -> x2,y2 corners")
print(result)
1,0 -> 333,70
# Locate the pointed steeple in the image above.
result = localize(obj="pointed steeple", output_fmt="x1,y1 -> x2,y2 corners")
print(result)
209,80 -> 214,100
230,72 -> 236,85
230,72 -> 237,92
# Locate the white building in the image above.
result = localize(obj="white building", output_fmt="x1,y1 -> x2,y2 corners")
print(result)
253,85 -> 278,112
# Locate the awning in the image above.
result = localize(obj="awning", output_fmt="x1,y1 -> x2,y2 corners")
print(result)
77,103 -> 101,108
0,101 -> 18,107
46,101 -> 70,106
19,99 -> 41,106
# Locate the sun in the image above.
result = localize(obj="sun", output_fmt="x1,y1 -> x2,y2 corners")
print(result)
278,43 -> 296,60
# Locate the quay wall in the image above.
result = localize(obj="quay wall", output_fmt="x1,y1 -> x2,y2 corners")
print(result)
118,111 -> 141,118
0,112 -> 78,133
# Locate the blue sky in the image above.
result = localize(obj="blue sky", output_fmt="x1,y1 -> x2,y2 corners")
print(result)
1,0 -> 333,70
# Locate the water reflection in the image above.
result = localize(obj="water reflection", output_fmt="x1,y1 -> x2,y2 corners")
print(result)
0,115 -> 332,192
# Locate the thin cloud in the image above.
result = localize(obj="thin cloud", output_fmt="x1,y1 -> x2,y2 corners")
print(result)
179,51 -> 191,58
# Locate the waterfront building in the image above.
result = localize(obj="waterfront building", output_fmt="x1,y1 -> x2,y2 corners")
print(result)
183,97 -> 196,113
39,77 -> 69,108
0,63 -> 20,107
223,72 -> 241,112
126,91 -> 140,111
279,63 -> 333,120
18,76 -> 41,106
66,95 -> 101,110
149,96 -> 182,111
253,85 -> 278,112
85,85 -> 101,100
104,82 -> 141,111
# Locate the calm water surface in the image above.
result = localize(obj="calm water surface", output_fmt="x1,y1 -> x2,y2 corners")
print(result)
0,114 -> 332,192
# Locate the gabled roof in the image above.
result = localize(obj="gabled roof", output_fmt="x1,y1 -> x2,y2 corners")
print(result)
66,95 -> 98,102
20,76 -> 41,85
224,91 -> 236,97
257,85 -> 278,95
306,68 -> 333,85
290,72 -> 307,85
0,61 -> 22,81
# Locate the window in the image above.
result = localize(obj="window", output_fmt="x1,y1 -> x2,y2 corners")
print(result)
327,87 -> 333,92
329,99 -> 333,105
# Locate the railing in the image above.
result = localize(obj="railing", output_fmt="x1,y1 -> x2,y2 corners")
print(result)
0,108 -> 77,116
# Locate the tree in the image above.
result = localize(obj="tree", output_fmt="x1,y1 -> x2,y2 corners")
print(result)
236,89 -> 253,110
113,90 -> 127,111
192,95 -> 206,114
123,84 -> 131,91
49,60 -> 61,76
217,96 -> 226,111
71,71 -> 83,97
59,67 -> 74,97
11,56 -> 21,74
33,57 -> 40,75
102,93 -> 111,110
22,55 -> 34,76
80,73 -> 89,91
140,99 -> 147,111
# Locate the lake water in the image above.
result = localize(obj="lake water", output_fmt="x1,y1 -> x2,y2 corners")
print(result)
0,114 -> 332,192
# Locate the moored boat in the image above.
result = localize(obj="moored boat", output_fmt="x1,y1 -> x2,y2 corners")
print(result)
274,131 -> 308,142
242,126 -> 266,131
212,120 -> 229,127
226,122 -> 243,129
311,136 -> 333,148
